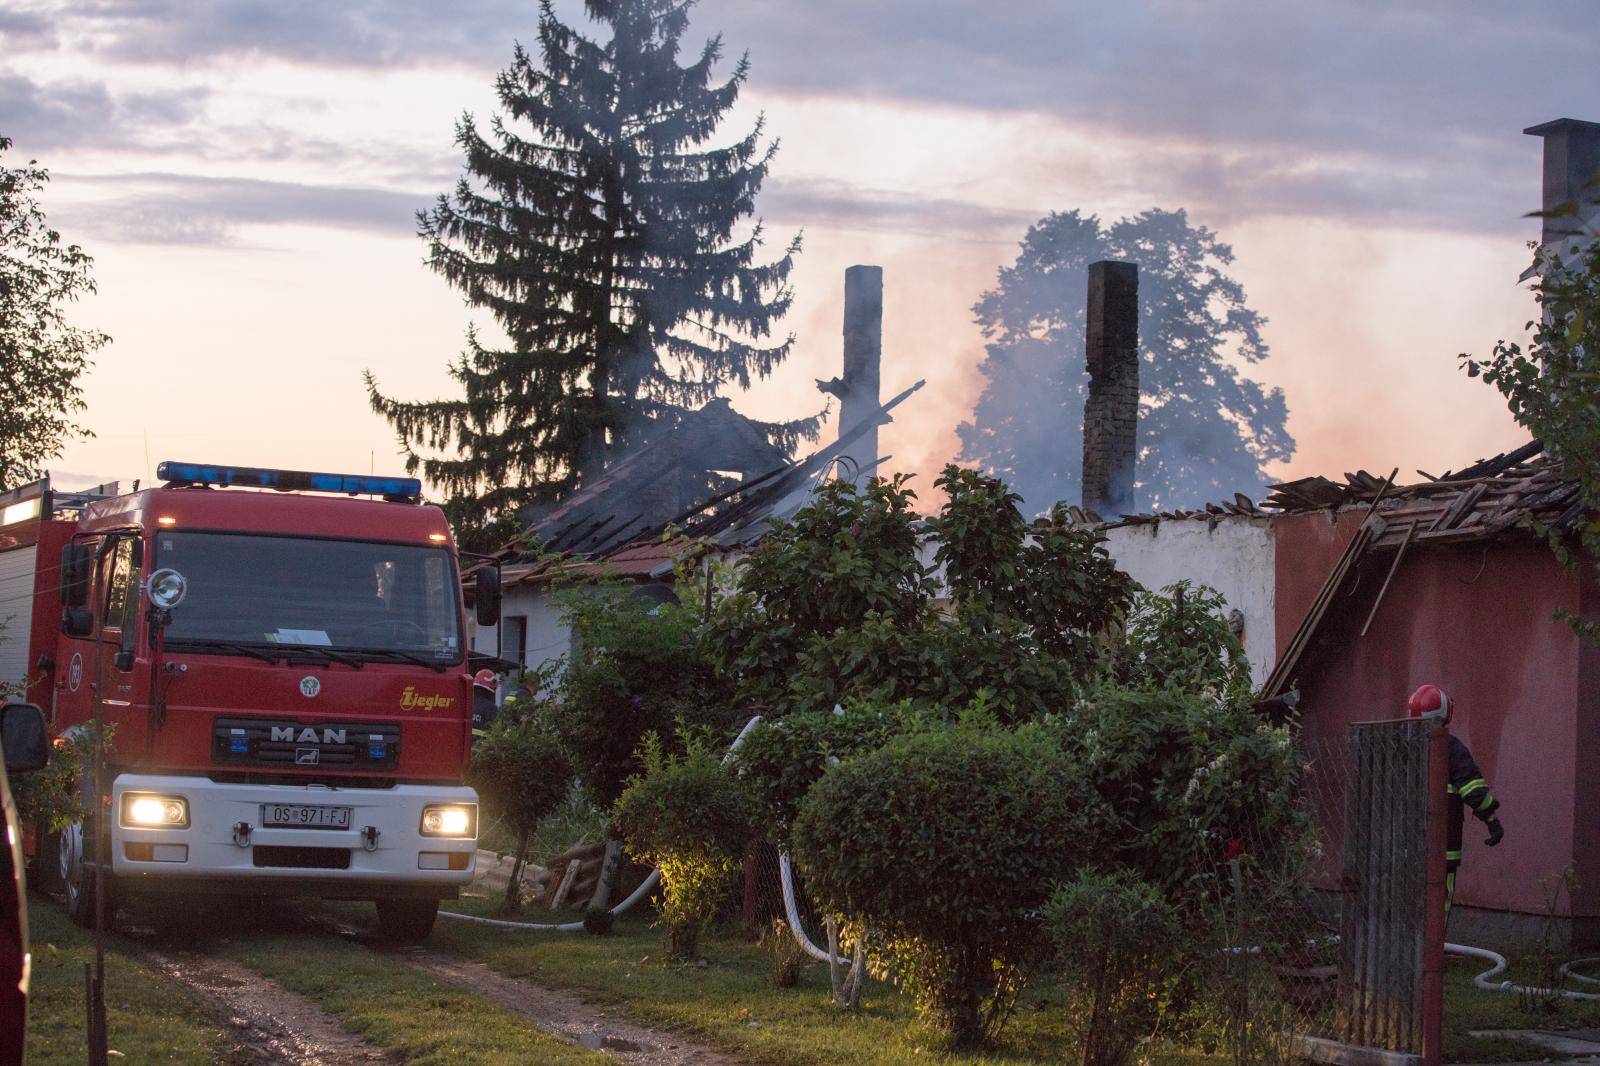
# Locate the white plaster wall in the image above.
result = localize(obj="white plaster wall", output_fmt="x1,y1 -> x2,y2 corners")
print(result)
469,519 -> 1278,687
472,584 -> 571,674
1102,516 -> 1277,687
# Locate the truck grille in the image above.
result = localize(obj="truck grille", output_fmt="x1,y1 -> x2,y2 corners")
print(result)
212,717 -> 401,771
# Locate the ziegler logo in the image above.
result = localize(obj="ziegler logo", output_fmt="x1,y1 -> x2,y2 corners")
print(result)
400,687 -> 454,711
273,726 -> 347,744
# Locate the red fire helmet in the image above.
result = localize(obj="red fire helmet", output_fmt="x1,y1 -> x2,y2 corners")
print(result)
473,669 -> 498,691
1406,684 -> 1452,723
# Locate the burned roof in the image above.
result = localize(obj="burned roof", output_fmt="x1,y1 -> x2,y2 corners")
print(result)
483,379 -> 928,587
1089,439 -> 1583,550
1258,439 -> 1582,549
518,398 -> 790,557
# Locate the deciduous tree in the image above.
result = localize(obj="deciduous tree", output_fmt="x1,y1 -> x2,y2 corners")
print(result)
1464,220 -> 1600,642
0,137 -> 105,489
957,209 -> 1293,515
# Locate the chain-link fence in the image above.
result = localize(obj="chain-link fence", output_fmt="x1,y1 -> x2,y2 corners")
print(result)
1194,719 -> 1433,1061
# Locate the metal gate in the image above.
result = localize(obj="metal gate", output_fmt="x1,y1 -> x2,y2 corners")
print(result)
1338,718 -> 1430,1053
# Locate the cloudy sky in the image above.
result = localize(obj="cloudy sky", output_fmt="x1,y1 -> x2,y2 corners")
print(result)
4,1 -> 1596,501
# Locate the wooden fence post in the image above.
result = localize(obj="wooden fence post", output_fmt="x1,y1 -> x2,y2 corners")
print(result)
1422,724 -> 1448,1066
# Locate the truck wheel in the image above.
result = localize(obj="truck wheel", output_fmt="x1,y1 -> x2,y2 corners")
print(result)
59,824 -> 97,928
374,898 -> 439,943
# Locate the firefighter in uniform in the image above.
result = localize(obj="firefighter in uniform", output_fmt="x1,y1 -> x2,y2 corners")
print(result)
471,669 -> 499,740
1407,684 -> 1504,917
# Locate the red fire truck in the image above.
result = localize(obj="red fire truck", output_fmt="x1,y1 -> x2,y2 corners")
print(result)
0,462 -> 501,943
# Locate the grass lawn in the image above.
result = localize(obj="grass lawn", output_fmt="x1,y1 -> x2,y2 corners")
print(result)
1442,950 -> 1600,1061
420,895 -> 1600,1066
23,894 -> 245,1065
420,895 -> 1112,1066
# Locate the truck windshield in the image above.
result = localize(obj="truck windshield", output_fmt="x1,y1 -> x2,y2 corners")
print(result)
156,531 -> 462,663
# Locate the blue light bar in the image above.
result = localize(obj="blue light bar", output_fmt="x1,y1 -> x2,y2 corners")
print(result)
156,461 -> 422,499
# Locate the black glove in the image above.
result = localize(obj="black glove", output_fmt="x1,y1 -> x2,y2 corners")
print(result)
1485,818 -> 1504,847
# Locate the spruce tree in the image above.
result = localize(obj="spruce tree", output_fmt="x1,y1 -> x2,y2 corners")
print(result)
367,0 -> 811,536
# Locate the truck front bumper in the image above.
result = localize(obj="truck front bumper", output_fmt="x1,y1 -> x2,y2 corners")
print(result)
109,774 -> 477,898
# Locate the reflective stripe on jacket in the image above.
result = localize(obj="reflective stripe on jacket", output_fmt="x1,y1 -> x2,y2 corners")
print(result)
1445,734 -> 1499,871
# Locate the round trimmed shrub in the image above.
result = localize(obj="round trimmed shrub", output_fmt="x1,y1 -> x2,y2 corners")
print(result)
613,733 -> 754,960
792,724 -> 1102,1047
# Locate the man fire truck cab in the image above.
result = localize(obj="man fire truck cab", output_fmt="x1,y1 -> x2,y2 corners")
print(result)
0,462 -> 501,943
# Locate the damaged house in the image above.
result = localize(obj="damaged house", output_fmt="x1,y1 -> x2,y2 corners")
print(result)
1087,115 -> 1600,947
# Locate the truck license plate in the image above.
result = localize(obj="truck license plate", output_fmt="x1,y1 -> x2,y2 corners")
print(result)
260,804 -> 352,829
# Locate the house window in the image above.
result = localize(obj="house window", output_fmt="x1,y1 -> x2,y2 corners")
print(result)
503,615 -> 528,668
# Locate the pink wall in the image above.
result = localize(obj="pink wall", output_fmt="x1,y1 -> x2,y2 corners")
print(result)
1275,512 -> 1585,917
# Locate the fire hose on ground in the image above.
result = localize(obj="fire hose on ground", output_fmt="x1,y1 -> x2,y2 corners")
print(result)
1446,943 -> 1600,1001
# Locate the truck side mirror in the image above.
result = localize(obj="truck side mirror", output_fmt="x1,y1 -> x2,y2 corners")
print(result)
60,541 -> 91,608
476,565 -> 502,628
1,702 -> 49,773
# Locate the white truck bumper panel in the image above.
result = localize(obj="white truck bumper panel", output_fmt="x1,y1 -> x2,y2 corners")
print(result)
110,773 -> 478,887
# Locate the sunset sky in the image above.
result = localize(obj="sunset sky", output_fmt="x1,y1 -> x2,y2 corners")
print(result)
5,1 -> 1597,505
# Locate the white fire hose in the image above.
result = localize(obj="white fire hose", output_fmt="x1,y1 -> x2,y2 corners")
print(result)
1447,942 -> 1600,1001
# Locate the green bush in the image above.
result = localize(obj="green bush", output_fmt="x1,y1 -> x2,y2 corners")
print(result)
732,698 -> 916,848
792,720 -> 1102,1047
612,732 -> 754,960
1052,686 -> 1306,901
928,469 -> 1133,673
706,468 -> 1135,724
551,579 -> 735,809
706,473 -> 932,714
1044,870 -> 1182,1066
469,711 -> 572,908
11,721 -> 113,833
1015,502 -> 1135,668
1118,580 -> 1249,697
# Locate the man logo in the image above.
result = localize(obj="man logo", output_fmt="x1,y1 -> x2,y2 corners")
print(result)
295,748 -> 320,765
271,726 -> 347,744
299,676 -> 321,698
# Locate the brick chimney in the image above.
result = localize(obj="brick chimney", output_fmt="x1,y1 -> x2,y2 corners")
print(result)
817,265 -> 883,481
1524,118 -> 1600,246
1081,260 -> 1139,519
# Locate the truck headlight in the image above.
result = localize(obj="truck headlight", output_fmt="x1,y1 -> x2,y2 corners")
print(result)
122,793 -> 189,828
420,804 -> 476,838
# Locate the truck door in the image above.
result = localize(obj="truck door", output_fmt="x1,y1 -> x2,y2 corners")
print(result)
91,536 -> 143,748
53,537 -> 99,734
53,535 -> 141,741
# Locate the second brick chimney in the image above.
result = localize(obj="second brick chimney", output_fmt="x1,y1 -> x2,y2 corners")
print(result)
1081,260 -> 1139,519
